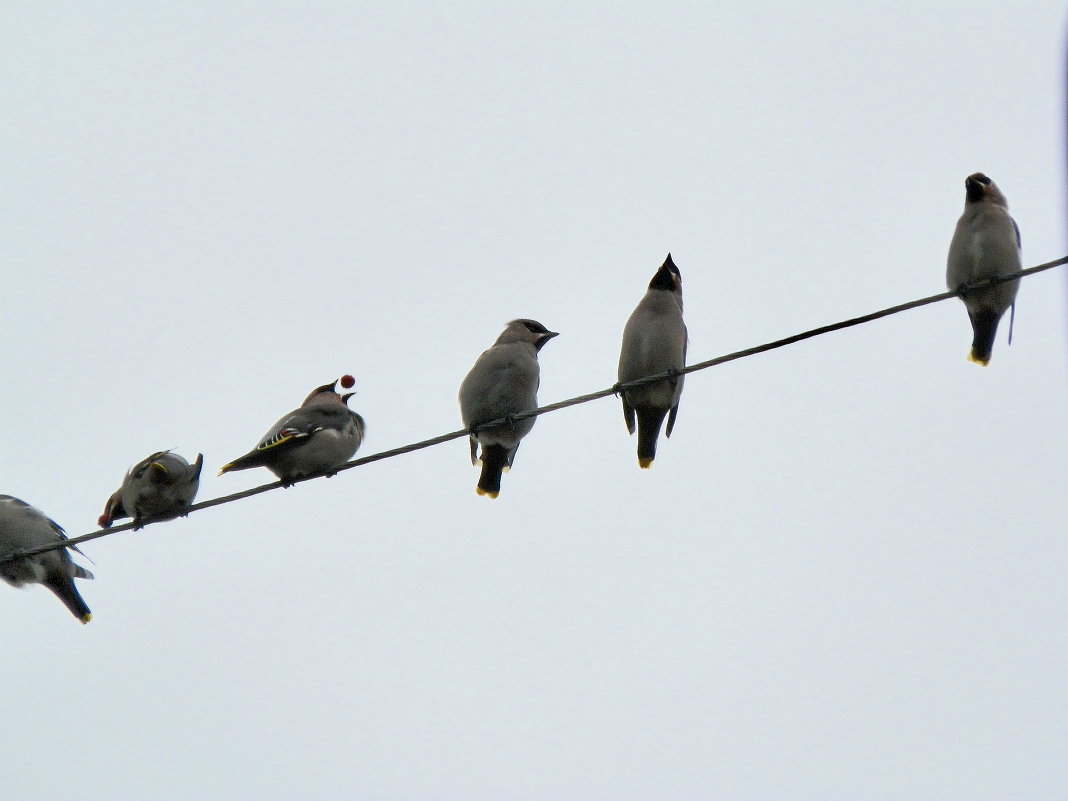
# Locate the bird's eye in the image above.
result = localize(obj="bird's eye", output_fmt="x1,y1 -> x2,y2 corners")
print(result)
977,175 -> 992,185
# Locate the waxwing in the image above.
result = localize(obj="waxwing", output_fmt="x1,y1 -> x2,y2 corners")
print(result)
459,319 -> 558,498
99,451 -> 204,529
946,173 -> 1021,365
0,495 -> 93,623
219,375 -> 365,485
618,253 -> 687,468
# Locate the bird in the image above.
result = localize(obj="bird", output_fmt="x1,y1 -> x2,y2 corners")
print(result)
0,495 -> 93,623
98,451 -> 204,529
946,172 -> 1021,365
617,253 -> 687,468
219,375 -> 366,485
459,319 -> 558,498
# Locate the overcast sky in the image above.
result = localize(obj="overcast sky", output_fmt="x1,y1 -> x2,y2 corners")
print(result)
3,2 -> 1067,799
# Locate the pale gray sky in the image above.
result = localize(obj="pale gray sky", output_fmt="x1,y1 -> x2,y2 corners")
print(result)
3,2 -> 1067,799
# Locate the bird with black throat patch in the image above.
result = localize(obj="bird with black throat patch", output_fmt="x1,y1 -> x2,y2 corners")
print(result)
946,173 -> 1021,366
459,319 -> 558,498
617,253 -> 687,468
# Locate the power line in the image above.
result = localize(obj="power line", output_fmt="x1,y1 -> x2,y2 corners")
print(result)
6,256 -> 1067,561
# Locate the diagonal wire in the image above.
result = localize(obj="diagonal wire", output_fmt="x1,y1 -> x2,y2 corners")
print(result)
5,256 -> 1066,560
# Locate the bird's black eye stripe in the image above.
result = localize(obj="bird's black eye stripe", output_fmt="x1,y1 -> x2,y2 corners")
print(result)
524,322 -> 547,334
978,175 -> 991,185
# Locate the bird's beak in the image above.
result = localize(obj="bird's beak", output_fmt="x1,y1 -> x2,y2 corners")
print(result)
964,176 -> 987,201
542,331 -> 560,340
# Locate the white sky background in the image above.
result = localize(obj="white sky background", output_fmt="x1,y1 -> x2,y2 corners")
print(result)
3,2 -> 1067,798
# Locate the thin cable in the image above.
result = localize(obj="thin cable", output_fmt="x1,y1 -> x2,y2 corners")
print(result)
6,257 -> 1066,560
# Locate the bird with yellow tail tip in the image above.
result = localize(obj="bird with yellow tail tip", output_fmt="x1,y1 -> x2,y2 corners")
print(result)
219,375 -> 365,486
946,173 -> 1021,366
618,253 -> 687,468
459,319 -> 558,498
0,495 -> 94,623
99,450 -> 203,529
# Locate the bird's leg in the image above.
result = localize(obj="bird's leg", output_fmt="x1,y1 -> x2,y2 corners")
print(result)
504,413 -> 520,436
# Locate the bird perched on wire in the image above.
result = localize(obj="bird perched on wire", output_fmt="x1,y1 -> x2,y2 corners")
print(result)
946,172 -> 1021,365
0,495 -> 93,623
98,451 -> 204,530
219,375 -> 365,485
459,319 -> 558,498
617,253 -> 688,468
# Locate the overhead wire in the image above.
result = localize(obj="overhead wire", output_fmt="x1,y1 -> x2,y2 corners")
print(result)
5,255 -> 1067,561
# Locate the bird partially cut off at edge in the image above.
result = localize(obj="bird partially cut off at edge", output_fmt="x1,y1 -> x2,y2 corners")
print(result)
0,495 -> 93,623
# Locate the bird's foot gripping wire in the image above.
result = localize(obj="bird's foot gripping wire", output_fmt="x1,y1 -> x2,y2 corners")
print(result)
503,413 -> 523,436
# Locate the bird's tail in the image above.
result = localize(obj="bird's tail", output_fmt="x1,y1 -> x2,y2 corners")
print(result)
46,577 -> 92,624
476,445 -> 509,498
636,408 -> 669,469
217,453 -> 262,476
968,309 -> 1001,366
219,430 -> 304,476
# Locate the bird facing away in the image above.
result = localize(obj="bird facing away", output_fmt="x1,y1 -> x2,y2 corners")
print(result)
98,451 -> 204,530
946,172 -> 1021,366
0,495 -> 93,623
219,375 -> 366,485
459,319 -> 559,498
618,253 -> 688,468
